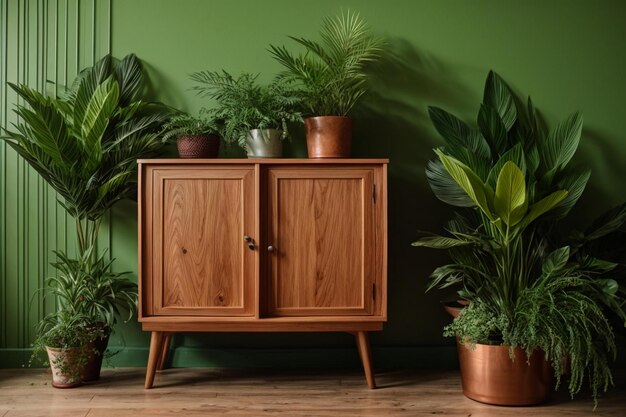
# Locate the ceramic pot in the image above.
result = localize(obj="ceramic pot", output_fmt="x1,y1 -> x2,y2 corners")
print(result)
46,346 -> 82,388
457,341 -> 553,405
81,330 -> 111,382
177,134 -> 220,158
305,116 -> 352,158
245,129 -> 283,158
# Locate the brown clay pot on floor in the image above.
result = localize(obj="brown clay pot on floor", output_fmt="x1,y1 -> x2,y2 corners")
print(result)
305,116 -> 352,158
46,346 -> 82,388
177,134 -> 220,158
457,341 -> 553,406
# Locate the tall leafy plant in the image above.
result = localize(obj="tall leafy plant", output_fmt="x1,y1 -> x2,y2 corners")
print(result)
413,71 -> 626,404
1,53 -> 169,329
269,10 -> 383,116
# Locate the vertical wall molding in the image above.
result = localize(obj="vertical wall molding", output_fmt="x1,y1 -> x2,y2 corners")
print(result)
0,0 -> 111,355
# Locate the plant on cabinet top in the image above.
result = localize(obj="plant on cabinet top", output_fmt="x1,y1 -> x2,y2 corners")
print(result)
269,10 -> 383,117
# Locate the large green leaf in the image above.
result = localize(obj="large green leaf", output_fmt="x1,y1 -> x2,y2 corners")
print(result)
519,189 -> 568,229
478,103 -> 507,155
80,77 -> 120,173
542,246 -> 570,276
429,107 -> 491,159
114,53 -> 144,106
425,160 -> 475,207
540,111 -> 583,173
428,106 -> 470,149
436,149 -> 494,219
493,161 -> 527,227
8,83 -> 79,170
483,71 -> 517,131
548,170 -> 590,219
411,234 -> 475,249
486,143 -> 526,188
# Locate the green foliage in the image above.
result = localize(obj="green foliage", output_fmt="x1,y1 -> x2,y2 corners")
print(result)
413,71 -> 626,404
160,112 -> 221,142
49,247 -> 137,327
29,309 -> 103,382
1,54 -> 170,230
190,71 -> 302,149
2,54 -> 160,366
269,10 -> 383,116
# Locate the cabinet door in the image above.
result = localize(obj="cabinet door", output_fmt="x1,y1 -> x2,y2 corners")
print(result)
150,167 -> 255,316
266,167 -> 376,316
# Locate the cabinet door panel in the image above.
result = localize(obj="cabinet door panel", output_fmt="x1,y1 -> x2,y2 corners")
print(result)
152,167 -> 255,316
267,168 -> 374,316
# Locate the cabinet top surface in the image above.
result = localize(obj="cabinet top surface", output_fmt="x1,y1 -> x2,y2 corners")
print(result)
138,158 -> 389,165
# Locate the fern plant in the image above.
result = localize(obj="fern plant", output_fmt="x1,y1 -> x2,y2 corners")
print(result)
190,71 -> 302,149
160,112 -> 221,142
412,71 -> 626,404
269,10 -> 383,116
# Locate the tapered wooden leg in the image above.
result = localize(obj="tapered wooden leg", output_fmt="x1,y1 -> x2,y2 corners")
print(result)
157,333 -> 172,371
145,331 -> 164,389
355,331 -> 376,389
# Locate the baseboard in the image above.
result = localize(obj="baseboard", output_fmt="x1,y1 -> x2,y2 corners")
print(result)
0,346 -> 459,370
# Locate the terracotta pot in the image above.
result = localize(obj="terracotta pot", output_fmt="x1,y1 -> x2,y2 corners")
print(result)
81,330 -> 111,382
305,116 -> 352,158
46,346 -> 82,388
245,129 -> 283,158
177,134 -> 220,158
441,300 -> 466,318
457,341 -> 553,406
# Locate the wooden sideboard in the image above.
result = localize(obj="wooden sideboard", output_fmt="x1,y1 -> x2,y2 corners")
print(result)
138,159 -> 388,388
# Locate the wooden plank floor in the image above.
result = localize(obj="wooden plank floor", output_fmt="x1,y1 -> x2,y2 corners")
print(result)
0,368 -> 624,416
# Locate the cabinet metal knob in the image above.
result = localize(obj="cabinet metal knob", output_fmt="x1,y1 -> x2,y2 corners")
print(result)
267,245 -> 276,252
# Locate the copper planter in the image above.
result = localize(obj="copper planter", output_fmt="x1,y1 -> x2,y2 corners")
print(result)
457,342 -> 553,406
305,116 -> 352,158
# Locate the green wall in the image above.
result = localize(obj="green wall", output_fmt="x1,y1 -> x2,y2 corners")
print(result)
2,0 -> 626,368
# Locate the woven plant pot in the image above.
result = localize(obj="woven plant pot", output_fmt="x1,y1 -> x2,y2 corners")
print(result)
177,134 -> 220,158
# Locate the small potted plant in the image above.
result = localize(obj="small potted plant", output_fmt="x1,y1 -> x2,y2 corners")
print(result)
190,71 -> 301,158
269,10 -> 383,158
31,310 -> 103,388
3,53 -> 169,385
161,112 -> 221,158
49,247 -> 138,382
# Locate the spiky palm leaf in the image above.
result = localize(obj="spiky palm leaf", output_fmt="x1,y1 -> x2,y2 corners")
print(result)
269,10 -> 383,116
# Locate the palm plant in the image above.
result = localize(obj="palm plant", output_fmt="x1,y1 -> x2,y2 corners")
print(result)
412,71 -> 626,404
190,71 -> 302,148
269,10 -> 383,116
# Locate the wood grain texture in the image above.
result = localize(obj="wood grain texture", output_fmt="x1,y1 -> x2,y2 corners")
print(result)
141,321 -> 383,333
145,332 -> 164,389
1,368 -> 625,416
355,331 -> 376,389
267,168 -> 375,316
150,167 -> 255,316
138,158 -> 389,164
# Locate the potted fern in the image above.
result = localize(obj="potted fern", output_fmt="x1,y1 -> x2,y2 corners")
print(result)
2,53 -> 170,385
412,71 -> 626,406
190,71 -> 301,158
161,112 -> 221,158
269,10 -> 383,158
